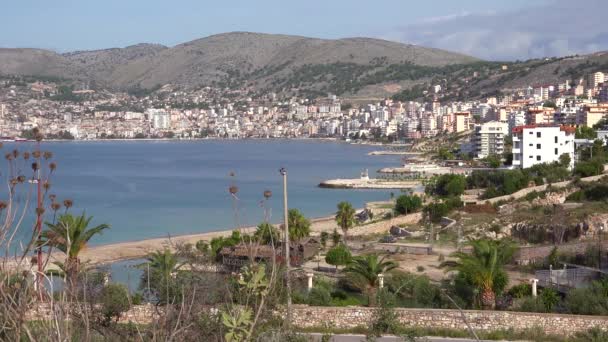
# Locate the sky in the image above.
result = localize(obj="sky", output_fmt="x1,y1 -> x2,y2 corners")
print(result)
1,0 -> 606,60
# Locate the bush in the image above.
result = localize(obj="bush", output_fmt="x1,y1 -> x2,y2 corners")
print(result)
540,288 -> 560,312
308,287 -> 332,306
426,174 -> 466,197
325,244 -> 352,270
100,283 -> 131,324
516,297 -> 547,313
574,159 -> 604,177
565,279 -> 608,315
566,190 -> 585,202
508,283 -> 532,299
584,183 -> 608,201
394,195 -> 423,215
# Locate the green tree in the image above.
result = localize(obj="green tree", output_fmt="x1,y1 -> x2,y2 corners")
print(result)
559,153 -> 571,168
142,249 -> 184,304
331,229 -> 341,246
325,244 -> 352,271
43,213 -> 109,286
394,194 -> 423,215
335,202 -> 356,246
575,126 -> 597,140
344,254 -> 398,306
441,239 -> 517,309
100,283 -> 131,324
320,231 -> 329,249
484,154 -> 501,168
426,174 -> 466,197
254,222 -> 279,246
542,100 -> 557,108
288,208 -> 311,241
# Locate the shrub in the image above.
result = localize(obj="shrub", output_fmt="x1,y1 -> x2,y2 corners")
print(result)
571,327 -> 608,342
574,159 -> 604,177
325,244 -> 352,271
566,190 -> 585,202
100,283 -> 131,324
565,279 -> 608,315
508,283 -> 532,299
426,174 -> 466,197
394,195 -> 423,215
308,287 -> 332,306
540,288 -> 560,312
195,240 -> 209,254
516,297 -> 547,313
584,184 -> 608,201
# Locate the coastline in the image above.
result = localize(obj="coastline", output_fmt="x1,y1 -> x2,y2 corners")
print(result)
76,210 -> 423,266
78,213 -> 338,265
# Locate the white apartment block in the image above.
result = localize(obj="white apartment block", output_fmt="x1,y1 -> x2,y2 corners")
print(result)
588,72 -> 605,89
474,121 -> 508,159
512,125 -> 575,169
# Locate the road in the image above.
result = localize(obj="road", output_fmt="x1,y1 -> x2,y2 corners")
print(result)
304,333 -> 502,342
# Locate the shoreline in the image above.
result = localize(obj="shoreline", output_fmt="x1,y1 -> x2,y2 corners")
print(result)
78,213 -> 339,265
319,178 -> 422,190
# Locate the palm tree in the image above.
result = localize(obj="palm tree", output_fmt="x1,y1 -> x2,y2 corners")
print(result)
441,239 -> 517,309
145,249 -> 182,280
255,222 -> 280,246
143,249 -> 184,304
344,254 -> 398,306
42,213 -> 109,286
335,202 -> 356,246
288,208 -> 310,241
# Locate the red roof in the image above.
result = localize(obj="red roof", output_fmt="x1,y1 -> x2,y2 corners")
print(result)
512,124 -> 575,134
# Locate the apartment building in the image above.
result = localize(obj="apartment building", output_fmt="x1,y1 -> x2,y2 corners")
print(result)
512,125 -> 575,169
453,112 -> 471,133
577,104 -> 608,127
588,72 -> 605,89
473,121 -> 508,159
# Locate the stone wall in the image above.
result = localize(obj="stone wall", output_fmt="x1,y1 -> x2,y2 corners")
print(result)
515,241 -> 608,264
484,174 -> 606,205
26,304 -> 608,336
291,306 -> 608,336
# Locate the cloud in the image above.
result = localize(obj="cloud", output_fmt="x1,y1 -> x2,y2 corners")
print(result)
384,0 -> 608,61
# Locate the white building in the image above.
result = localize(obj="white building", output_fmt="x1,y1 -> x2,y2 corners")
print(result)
512,125 -> 575,169
473,121 -> 508,159
148,109 -> 170,130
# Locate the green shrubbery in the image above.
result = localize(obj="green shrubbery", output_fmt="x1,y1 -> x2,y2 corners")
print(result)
394,194 -> 423,215
426,174 -> 466,197
100,283 -> 131,324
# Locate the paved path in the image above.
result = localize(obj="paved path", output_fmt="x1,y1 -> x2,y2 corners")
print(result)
304,333 -> 498,341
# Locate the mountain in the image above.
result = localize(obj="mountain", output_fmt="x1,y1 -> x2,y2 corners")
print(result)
0,32 -> 478,95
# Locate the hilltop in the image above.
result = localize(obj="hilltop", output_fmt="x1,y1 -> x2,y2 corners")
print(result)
0,32 -> 477,94
2,32 -> 608,100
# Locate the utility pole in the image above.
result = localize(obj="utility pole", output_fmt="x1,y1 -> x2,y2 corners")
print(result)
279,167 -> 291,327
599,225 -> 605,270
35,141 -> 43,300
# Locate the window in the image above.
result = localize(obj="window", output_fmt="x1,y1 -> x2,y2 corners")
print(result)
529,131 -> 533,135
529,155 -> 533,159
537,156 -> 541,161
536,144 -> 541,149
529,143 -> 533,146
537,132 -> 541,138
555,148 -> 558,155
555,136 -> 558,143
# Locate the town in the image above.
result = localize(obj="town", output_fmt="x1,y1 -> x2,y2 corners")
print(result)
1,71 -> 608,158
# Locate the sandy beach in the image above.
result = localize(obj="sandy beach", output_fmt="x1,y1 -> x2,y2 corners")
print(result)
71,211 -> 422,266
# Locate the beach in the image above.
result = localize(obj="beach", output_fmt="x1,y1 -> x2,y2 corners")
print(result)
73,211 -> 422,266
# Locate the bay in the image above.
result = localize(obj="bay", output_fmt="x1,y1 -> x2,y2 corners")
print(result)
5,140 -> 402,246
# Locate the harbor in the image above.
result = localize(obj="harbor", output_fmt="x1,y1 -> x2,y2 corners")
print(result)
319,169 -> 422,189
